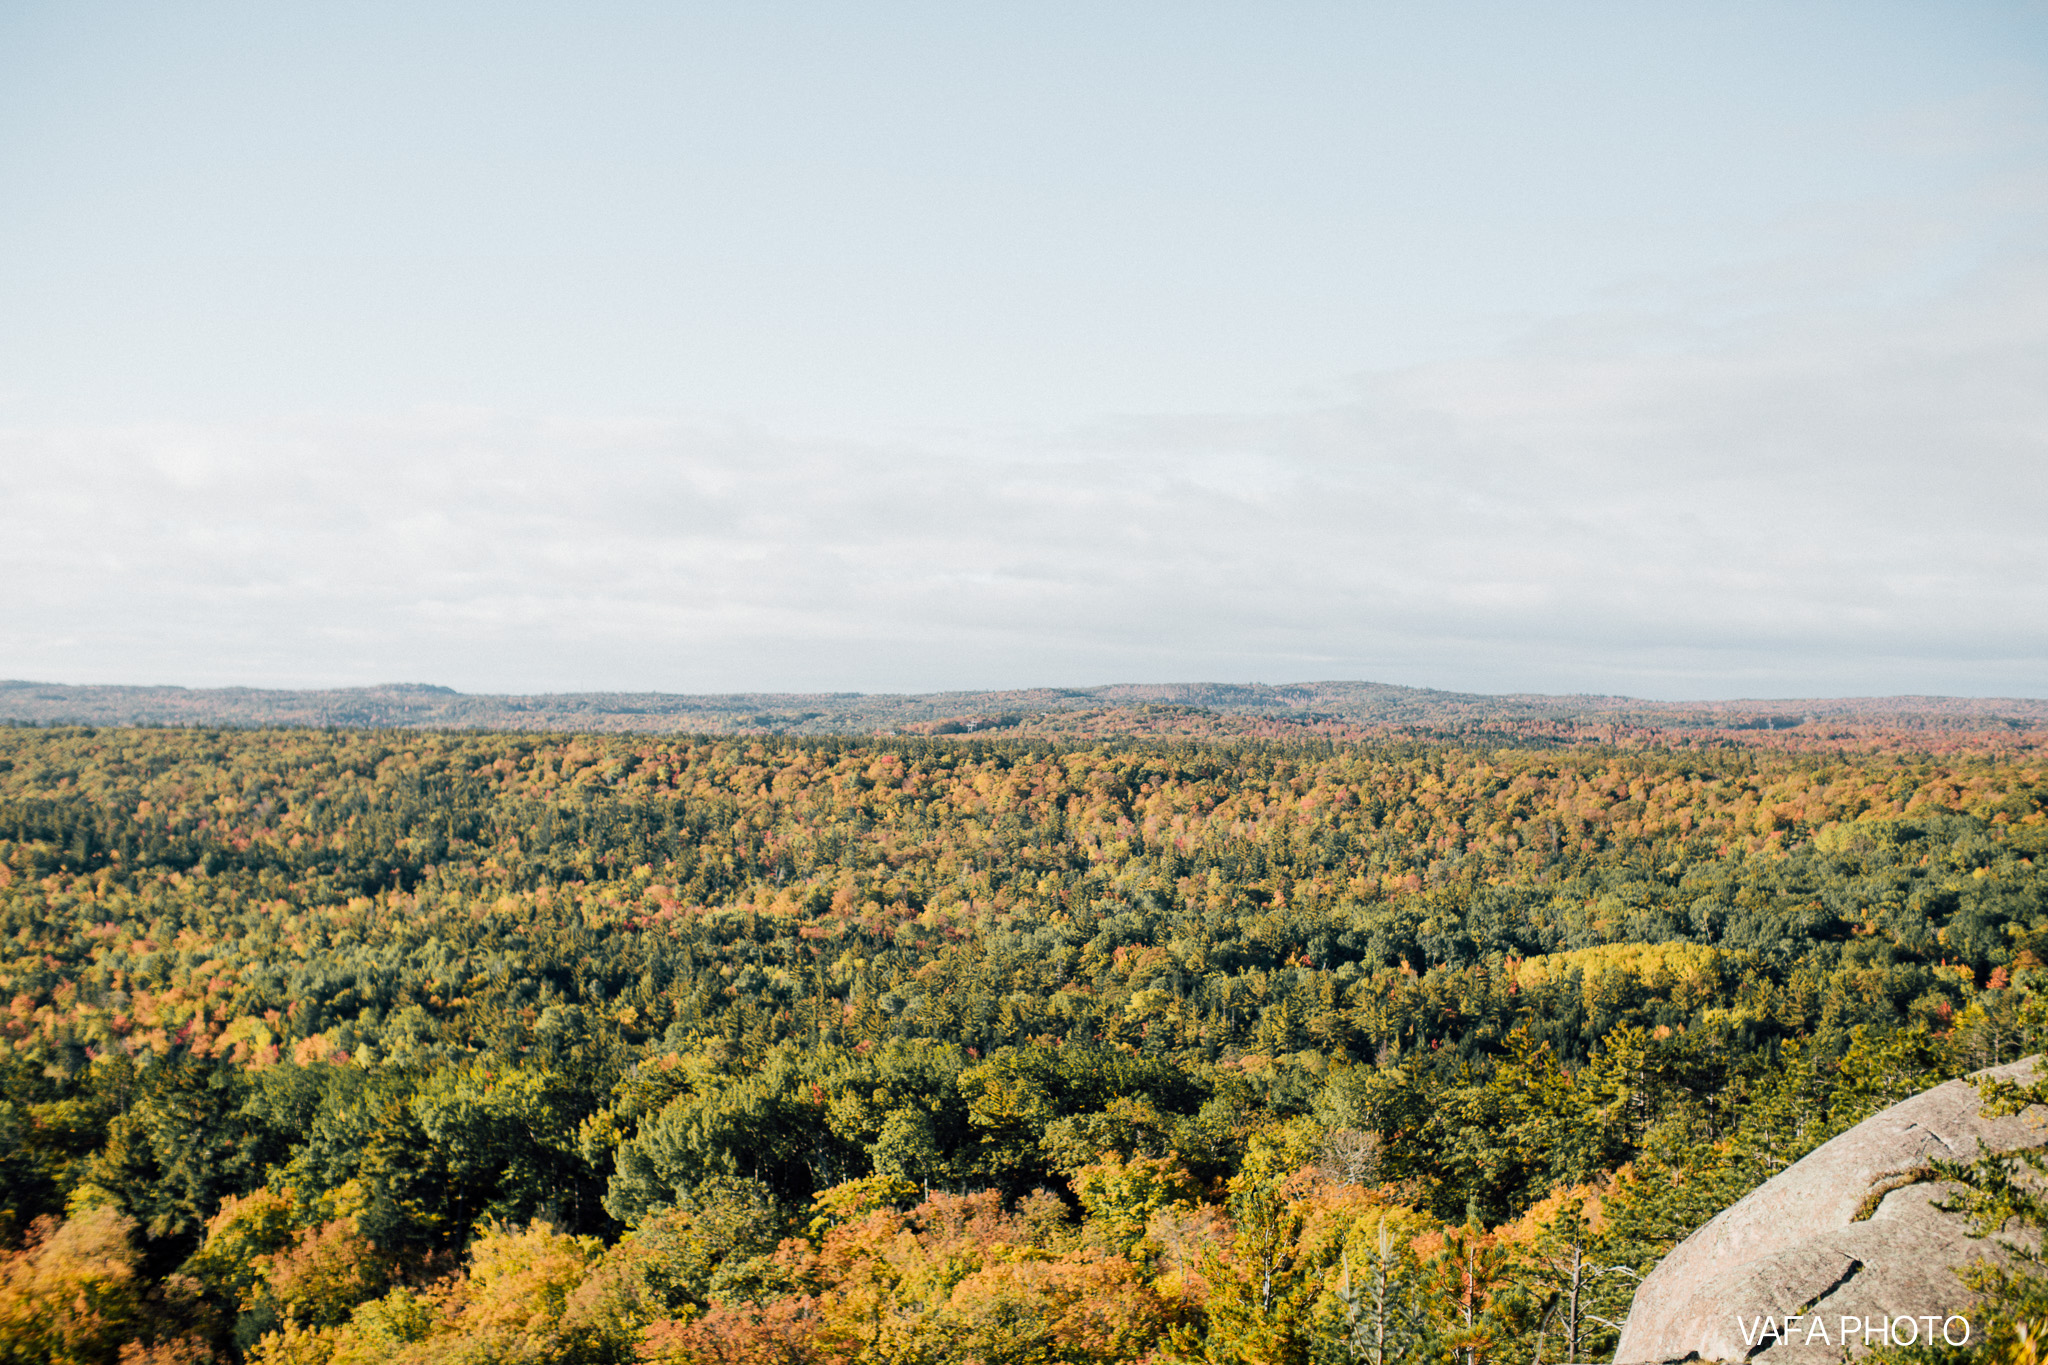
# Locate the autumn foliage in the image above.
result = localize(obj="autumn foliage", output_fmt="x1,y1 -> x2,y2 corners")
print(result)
0,723 -> 2043,1361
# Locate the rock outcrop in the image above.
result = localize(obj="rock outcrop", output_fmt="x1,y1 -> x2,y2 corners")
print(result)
1614,1058 -> 2047,1365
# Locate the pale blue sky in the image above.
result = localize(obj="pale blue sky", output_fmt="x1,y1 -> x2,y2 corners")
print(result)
2,2 -> 2045,696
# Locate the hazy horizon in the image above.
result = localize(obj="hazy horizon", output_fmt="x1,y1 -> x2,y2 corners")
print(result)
6,675 -> 2044,708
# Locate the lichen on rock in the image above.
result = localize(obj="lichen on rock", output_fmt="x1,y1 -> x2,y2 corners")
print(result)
1614,1057 -> 2047,1365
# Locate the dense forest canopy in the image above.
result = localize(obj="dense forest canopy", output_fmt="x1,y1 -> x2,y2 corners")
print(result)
2,723 -> 2045,1364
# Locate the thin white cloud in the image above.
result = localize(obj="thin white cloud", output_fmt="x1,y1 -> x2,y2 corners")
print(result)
3,203 -> 2044,699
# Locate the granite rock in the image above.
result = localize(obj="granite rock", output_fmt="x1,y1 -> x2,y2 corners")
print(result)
1613,1057 -> 2047,1365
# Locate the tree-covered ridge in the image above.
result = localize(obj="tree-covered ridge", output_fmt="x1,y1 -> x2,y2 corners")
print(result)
1,724 -> 2045,1363
5,680 -> 2045,753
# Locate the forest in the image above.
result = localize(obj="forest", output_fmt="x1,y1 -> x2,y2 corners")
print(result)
6,678 -> 2045,748
1,722 -> 2045,1364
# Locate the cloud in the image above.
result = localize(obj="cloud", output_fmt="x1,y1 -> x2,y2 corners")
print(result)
4,216 -> 2045,699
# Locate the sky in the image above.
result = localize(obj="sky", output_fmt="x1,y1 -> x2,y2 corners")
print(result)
2,1 -> 2044,699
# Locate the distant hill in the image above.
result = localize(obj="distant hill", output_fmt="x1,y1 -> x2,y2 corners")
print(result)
2,678 -> 2044,751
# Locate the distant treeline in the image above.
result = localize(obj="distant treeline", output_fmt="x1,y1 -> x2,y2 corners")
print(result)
4,678 -> 2045,751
